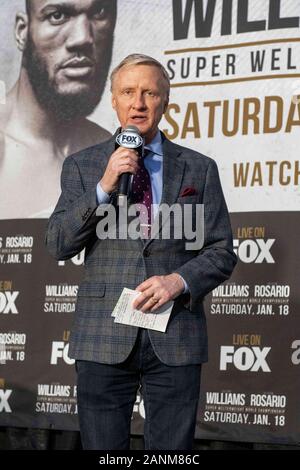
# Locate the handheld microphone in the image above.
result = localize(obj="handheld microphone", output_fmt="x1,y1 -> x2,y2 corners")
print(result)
115,125 -> 144,207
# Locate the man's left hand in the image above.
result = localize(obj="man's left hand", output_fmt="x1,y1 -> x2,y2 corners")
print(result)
133,273 -> 185,313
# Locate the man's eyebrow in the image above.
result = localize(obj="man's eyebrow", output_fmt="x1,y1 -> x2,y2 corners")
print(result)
39,3 -> 78,16
39,0 -> 105,16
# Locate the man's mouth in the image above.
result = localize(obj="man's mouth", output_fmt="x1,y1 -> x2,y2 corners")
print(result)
130,115 -> 147,123
60,57 -> 94,78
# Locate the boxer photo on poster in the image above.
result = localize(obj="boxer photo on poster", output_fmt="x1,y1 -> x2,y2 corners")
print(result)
0,0 -> 117,219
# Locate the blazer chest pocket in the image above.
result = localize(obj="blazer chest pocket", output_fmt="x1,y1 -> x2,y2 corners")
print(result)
174,195 -> 201,238
77,281 -> 106,298
176,195 -> 199,204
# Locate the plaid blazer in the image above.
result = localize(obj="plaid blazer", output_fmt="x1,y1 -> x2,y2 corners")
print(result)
46,132 -> 237,366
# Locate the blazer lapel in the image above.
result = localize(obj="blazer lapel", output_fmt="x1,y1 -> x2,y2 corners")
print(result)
145,135 -> 185,246
160,137 -> 185,206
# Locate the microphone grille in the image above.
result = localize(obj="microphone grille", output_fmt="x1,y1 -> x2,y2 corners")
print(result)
124,125 -> 140,134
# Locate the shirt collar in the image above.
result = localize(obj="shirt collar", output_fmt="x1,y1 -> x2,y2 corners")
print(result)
144,130 -> 163,156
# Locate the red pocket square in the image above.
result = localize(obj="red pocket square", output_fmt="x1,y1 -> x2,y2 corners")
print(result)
180,187 -> 197,197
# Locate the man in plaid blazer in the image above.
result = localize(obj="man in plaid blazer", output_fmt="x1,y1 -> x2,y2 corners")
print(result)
46,54 -> 237,450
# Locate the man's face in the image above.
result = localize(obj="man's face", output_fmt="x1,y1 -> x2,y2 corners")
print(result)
23,0 -> 117,120
111,64 -> 168,143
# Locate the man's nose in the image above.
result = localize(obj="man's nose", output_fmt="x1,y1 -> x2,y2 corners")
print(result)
65,15 -> 93,50
132,93 -> 146,110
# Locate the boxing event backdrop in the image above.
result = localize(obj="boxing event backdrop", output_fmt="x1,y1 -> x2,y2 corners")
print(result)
0,1 -> 299,445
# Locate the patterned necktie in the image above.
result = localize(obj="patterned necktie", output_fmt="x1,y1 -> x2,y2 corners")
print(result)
131,150 -> 153,239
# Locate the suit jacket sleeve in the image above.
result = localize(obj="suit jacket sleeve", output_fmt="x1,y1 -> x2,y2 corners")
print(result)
45,155 -> 100,260
174,159 -> 237,310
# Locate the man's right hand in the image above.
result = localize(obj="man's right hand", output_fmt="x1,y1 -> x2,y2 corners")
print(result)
99,147 -> 140,194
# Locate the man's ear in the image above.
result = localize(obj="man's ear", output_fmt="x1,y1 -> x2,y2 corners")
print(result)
163,96 -> 169,114
111,94 -> 117,111
15,12 -> 29,52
